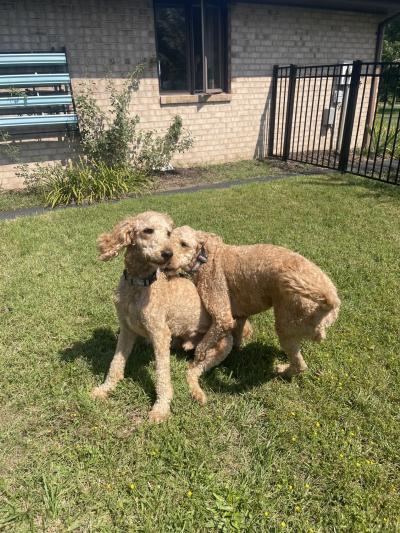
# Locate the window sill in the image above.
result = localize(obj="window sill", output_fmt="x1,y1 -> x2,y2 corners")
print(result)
160,92 -> 232,105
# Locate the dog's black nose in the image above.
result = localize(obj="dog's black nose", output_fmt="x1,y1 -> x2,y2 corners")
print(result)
161,250 -> 173,260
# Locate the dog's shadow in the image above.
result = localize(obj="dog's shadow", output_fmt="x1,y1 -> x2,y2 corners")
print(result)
202,341 -> 279,395
59,328 -> 281,401
59,327 -> 157,400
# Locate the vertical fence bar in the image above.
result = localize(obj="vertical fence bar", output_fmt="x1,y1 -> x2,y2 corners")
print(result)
268,64 -> 279,157
282,64 -> 297,161
338,60 -> 362,173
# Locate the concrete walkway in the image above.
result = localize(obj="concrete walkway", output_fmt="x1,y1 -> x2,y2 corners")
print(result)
0,169 -> 332,221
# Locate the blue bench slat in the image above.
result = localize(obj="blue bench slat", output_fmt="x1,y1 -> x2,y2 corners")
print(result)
0,73 -> 72,87
0,95 -> 73,108
0,114 -> 78,127
0,53 -> 67,67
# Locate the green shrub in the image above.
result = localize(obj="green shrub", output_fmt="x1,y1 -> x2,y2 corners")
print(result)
18,160 -> 148,207
75,64 -> 193,173
16,61 -> 193,207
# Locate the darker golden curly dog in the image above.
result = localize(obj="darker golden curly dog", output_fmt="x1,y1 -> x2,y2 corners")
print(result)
167,226 -> 340,405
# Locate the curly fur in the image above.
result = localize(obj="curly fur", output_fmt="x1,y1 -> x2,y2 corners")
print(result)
167,226 -> 340,403
92,212 -> 251,421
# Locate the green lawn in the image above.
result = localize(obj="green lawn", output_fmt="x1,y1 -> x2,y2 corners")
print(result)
1,174 -> 400,531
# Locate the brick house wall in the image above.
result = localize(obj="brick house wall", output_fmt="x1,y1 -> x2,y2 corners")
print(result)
0,0 -> 380,189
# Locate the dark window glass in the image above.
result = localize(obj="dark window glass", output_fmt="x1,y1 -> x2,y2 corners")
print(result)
205,3 -> 221,90
192,3 -> 203,92
155,6 -> 188,91
155,0 -> 227,93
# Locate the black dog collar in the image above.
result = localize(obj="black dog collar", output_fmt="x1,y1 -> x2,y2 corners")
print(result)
123,268 -> 160,287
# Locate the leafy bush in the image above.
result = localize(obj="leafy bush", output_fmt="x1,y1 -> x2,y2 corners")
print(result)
18,159 -> 148,207
75,64 -> 193,173
17,62 -> 193,207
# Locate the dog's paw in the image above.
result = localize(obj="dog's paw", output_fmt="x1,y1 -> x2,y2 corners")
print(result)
91,386 -> 109,400
148,407 -> 170,424
182,340 -> 196,351
276,363 -> 306,379
275,363 -> 293,378
190,387 -> 208,406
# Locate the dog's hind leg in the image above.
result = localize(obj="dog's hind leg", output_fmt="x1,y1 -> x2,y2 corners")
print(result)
187,334 -> 233,405
274,307 -> 308,378
92,325 -> 137,399
232,318 -> 252,348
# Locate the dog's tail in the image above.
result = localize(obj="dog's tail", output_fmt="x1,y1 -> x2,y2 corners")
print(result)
280,269 -> 340,310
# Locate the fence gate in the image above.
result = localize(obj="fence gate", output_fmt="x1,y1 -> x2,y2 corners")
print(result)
269,60 -> 400,185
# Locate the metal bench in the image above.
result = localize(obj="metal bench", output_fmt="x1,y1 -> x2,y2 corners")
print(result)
0,51 -> 78,135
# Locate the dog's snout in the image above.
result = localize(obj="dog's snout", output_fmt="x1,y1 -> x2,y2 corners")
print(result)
161,250 -> 173,260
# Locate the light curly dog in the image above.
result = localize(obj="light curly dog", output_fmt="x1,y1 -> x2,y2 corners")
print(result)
166,226 -> 340,405
92,211 -> 250,422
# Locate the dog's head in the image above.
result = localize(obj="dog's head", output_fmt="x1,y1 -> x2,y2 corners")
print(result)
165,225 -> 221,275
97,211 -> 174,267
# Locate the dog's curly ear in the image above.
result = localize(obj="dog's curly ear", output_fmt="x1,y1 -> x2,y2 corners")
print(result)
195,230 -> 222,248
97,217 -> 137,261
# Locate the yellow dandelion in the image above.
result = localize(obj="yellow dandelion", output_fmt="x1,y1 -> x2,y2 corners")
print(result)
288,485 -> 293,491
292,436 -> 297,442
295,506 -> 301,513
305,483 -> 310,489
264,511 -> 270,518
339,453 -> 344,459
280,521 -> 286,528
315,422 -> 320,428
129,483 -> 136,491
187,490 -> 193,497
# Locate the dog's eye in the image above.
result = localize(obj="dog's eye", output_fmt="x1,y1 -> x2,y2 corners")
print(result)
167,231 -> 171,237
181,241 -> 189,248
143,228 -> 154,234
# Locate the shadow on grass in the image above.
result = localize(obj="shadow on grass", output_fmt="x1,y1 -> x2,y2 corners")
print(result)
203,341 -> 280,395
59,328 -> 282,400
302,174 -> 400,202
59,327 -> 156,401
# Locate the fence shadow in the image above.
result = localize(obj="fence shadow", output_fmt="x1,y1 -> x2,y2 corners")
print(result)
301,173 -> 400,202
254,84 -> 272,159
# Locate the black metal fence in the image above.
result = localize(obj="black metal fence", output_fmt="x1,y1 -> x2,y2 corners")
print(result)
269,60 -> 400,185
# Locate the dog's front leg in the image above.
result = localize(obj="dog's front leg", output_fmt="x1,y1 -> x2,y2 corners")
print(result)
148,326 -> 173,423
194,317 -> 234,363
92,325 -> 136,399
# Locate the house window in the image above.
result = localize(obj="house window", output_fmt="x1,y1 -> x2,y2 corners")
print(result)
154,0 -> 228,94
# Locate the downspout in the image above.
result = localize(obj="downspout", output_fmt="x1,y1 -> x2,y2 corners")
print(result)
375,12 -> 400,62
363,11 -> 400,149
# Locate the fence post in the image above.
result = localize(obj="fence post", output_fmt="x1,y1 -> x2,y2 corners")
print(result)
268,64 -> 279,157
282,64 -> 297,161
338,60 -> 362,172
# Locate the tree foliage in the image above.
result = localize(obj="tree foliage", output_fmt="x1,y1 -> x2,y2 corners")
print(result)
383,16 -> 400,62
